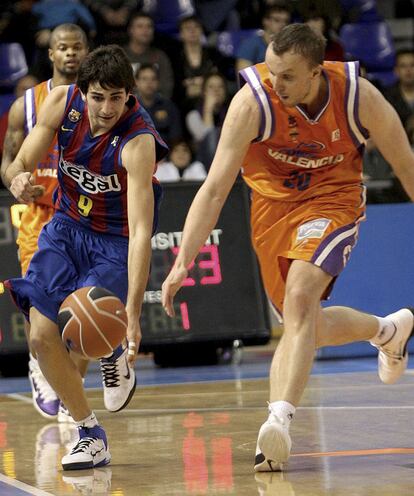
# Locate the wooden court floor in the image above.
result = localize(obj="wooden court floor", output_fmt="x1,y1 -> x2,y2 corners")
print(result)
1,360 -> 414,495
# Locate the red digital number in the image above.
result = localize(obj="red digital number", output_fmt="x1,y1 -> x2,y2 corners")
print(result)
171,245 -> 222,286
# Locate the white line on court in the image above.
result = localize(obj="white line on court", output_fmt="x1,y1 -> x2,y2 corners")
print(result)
6,393 -> 32,404
0,473 -> 54,496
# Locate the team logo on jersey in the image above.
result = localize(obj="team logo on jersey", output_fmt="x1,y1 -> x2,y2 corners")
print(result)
297,218 -> 331,241
332,129 -> 341,142
68,109 -> 81,122
60,158 -> 121,193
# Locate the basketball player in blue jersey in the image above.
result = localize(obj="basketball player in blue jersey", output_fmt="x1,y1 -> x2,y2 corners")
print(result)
3,45 -> 168,470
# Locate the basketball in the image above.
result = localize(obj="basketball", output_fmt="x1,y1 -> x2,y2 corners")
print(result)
57,286 -> 128,359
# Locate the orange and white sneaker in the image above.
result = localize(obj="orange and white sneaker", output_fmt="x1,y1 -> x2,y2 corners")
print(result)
254,413 -> 291,472
376,308 -> 414,385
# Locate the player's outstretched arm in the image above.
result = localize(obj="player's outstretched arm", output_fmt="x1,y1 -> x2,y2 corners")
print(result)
122,133 -> 157,364
359,77 -> 414,201
162,84 -> 260,317
3,85 -> 68,202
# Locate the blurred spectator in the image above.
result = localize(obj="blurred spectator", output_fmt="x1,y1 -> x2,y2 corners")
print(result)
236,5 -> 291,73
83,0 -> 138,45
406,113 -> 414,148
291,0 -> 343,29
123,12 -> 174,98
186,73 -> 230,170
134,63 -> 182,146
383,49 -> 414,129
0,1 -> 39,65
195,0 -> 240,33
141,0 -> 195,36
305,14 -> 345,61
155,140 -> 206,182
173,15 -> 234,111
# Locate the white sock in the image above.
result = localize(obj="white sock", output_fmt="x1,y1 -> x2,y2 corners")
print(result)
268,400 -> 296,425
370,316 -> 396,346
76,412 -> 98,429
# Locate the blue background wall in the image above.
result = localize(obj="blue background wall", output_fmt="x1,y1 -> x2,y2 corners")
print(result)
318,202 -> 414,358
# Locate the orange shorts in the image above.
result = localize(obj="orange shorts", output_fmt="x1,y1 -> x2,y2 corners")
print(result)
250,190 -> 366,315
16,203 -> 54,275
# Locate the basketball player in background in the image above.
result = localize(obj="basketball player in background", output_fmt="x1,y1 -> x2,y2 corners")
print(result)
1,24 -> 89,422
3,44 -> 168,470
162,24 -> 414,471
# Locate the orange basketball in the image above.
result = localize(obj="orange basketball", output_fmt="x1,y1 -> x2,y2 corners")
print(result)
57,286 -> 128,359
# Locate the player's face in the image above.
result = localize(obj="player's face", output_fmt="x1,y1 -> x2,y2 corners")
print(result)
86,84 -> 129,133
265,46 -> 320,107
49,31 -> 88,77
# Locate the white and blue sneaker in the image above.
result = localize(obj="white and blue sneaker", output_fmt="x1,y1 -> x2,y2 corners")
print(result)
61,425 -> 111,471
28,355 -> 59,419
100,345 -> 136,412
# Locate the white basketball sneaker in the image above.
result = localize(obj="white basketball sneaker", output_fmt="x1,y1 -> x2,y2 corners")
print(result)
254,411 -> 291,472
61,425 -> 111,471
376,308 -> 414,384
28,355 -> 59,419
100,346 -> 136,412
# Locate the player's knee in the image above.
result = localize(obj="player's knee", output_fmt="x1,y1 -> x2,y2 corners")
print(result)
284,285 -> 315,313
29,327 -> 60,356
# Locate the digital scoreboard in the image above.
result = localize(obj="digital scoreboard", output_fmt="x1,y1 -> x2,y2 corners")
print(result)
0,181 -> 270,362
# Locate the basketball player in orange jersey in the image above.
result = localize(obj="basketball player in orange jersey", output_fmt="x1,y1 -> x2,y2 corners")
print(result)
162,24 -> 414,471
1,24 -> 89,422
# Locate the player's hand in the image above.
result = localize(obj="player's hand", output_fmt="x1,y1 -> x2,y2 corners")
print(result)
126,321 -> 142,366
10,172 -> 45,203
161,265 -> 188,317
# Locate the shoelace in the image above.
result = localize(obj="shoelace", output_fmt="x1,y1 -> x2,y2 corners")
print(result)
100,359 -> 120,388
71,436 -> 98,454
30,362 -> 58,402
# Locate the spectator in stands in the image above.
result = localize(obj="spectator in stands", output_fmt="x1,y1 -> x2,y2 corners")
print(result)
123,12 -> 174,99
173,15 -> 234,111
134,63 -> 182,146
83,0 -> 138,45
0,1 -> 39,66
186,72 -> 230,170
236,4 -> 291,73
383,49 -> 414,129
305,14 -> 345,61
155,140 -> 207,182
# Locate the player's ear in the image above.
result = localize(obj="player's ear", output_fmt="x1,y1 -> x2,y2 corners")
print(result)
48,48 -> 54,63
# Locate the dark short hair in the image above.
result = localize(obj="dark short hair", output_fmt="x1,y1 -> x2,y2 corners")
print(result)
127,11 -> 154,30
49,23 -> 88,48
134,63 -> 159,80
264,4 -> 291,19
178,15 -> 203,31
271,23 -> 326,67
77,45 -> 135,94
395,48 -> 414,64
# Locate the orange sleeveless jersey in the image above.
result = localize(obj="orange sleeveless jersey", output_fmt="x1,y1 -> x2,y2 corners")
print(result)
24,79 -> 58,207
239,61 -> 369,204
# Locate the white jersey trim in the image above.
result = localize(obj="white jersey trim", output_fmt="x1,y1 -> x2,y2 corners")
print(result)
345,62 -> 366,146
243,66 -> 273,142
